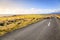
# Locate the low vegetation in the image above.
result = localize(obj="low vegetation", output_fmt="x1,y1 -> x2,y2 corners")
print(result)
0,14 -> 51,36
55,14 -> 60,19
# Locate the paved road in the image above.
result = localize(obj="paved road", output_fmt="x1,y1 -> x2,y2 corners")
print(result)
0,17 -> 60,40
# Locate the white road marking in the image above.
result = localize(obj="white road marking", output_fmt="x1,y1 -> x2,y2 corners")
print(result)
48,22 -> 50,26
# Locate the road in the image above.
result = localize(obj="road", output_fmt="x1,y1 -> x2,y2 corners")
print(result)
0,17 -> 60,40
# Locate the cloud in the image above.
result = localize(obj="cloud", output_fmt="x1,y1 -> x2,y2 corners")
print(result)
0,7 -> 59,14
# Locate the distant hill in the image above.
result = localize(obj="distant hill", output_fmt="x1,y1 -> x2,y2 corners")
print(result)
51,11 -> 60,14
0,14 -> 14,17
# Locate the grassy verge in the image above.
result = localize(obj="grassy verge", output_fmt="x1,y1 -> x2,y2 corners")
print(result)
0,14 -> 46,36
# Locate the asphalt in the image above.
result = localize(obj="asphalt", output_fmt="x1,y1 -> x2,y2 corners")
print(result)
0,17 -> 60,40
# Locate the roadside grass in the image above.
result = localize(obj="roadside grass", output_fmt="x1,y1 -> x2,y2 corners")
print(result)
0,14 -> 49,36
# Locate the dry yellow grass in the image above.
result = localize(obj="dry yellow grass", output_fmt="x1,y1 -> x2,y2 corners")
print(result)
55,14 -> 60,18
0,14 -> 50,36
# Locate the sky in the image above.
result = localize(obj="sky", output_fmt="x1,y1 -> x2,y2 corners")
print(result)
0,0 -> 60,14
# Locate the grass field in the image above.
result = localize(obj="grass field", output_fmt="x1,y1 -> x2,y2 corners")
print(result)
55,14 -> 60,18
0,14 -> 51,36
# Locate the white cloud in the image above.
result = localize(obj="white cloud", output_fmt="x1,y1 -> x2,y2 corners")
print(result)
0,7 -> 60,14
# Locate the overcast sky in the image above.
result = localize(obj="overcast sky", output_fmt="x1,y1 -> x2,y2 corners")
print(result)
0,0 -> 60,14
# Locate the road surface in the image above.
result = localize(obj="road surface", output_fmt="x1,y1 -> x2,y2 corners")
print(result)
0,17 -> 60,40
